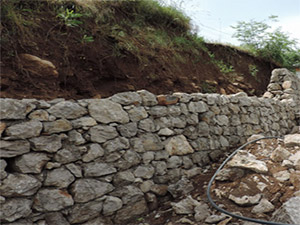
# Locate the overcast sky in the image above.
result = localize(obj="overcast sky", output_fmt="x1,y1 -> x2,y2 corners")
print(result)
159,0 -> 300,46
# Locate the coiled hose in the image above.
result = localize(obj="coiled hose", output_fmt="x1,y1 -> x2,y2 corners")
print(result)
206,136 -> 296,225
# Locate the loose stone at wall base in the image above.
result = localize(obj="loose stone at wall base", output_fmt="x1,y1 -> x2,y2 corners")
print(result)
114,198 -> 148,224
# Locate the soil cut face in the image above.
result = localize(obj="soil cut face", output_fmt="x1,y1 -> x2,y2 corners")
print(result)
0,1 -> 278,100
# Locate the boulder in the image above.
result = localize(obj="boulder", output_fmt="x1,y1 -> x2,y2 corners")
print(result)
272,196 -> 300,224
18,53 -> 58,77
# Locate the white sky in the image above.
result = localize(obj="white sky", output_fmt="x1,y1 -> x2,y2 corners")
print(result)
159,0 -> 300,46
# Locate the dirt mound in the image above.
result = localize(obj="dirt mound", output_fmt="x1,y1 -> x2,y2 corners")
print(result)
0,0 -> 278,100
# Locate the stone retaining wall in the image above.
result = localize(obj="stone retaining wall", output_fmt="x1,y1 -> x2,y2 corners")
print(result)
0,68 -> 299,224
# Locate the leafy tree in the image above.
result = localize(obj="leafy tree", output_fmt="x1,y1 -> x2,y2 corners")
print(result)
232,16 -> 300,69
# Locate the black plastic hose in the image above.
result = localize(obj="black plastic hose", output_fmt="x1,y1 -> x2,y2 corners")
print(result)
206,136 -> 296,225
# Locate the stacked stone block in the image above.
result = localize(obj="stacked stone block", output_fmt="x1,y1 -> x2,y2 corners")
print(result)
0,69 -> 299,224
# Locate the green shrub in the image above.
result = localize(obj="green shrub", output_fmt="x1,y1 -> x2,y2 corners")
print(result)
232,16 -> 300,69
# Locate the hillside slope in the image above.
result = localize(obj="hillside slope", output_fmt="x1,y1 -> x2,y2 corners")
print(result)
0,0 -> 278,100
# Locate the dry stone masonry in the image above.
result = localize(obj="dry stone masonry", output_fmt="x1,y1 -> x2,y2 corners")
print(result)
0,68 -> 300,224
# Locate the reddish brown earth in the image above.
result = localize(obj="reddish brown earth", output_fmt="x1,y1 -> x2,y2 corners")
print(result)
0,40 -> 278,100
0,2 -> 278,101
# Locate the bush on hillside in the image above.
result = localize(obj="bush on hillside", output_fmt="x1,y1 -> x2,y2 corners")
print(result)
232,16 -> 300,69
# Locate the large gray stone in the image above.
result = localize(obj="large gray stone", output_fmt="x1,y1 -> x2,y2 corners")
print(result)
44,119 -> 72,134
29,135 -> 62,153
197,121 -> 209,137
67,198 -> 103,223
0,140 -> 30,158
149,106 -> 168,117
252,198 -> 275,214
83,162 -> 117,177
110,91 -> 142,105
115,150 -> 141,170
127,106 -> 148,122
138,118 -> 157,132
134,165 -> 155,179
65,163 -> 82,178
112,185 -> 144,205
89,125 -> 118,143
215,115 -> 229,126
0,198 -> 32,222
165,135 -> 194,156
28,109 -> 49,121
272,196 -> 300,224
102,196 -> 123,216
103,137 -> 130,153
271,146 -> 291,162
68,130 -> 86,145
137,89 -> 158,106
171,196 -> 200,214
33,188 -> 74,212
54,147 -> 81,164
131,133 -> 163,152
0,99 -> 28,119
88,99 -> 129,124
44,167 -> 75,188
82,144 -> 104,162
168,177 -> 194,198
13,152 -> 50,174
117,122 -> 138,137
71,179 -> 114,203
48,101 -> 87,119
71,116 -> 97,128
5,120 -> 43,139
113,170 -> 135,186
284,134 -> 300,147
187,101 -> 208,113
227,150 -> 268,173
229,193 -> 261,206
114,198 -> 148,224
0,173 -> 41,197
